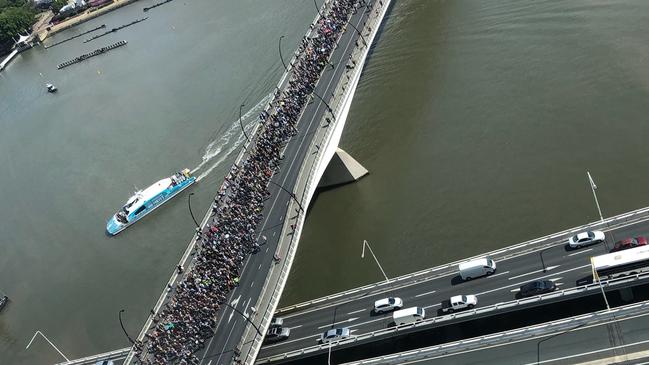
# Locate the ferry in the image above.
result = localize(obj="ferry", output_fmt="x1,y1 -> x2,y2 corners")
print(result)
106,169 -> 196,236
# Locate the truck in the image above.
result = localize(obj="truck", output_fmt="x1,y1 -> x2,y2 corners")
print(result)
440,295 -> 477,313
458,257 -> 496,281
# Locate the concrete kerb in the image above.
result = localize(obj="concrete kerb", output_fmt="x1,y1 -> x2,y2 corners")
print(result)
256,273 -> 649,362
338,301 -> 649,365
237,1 -> 386,362
274,206 -> 649,315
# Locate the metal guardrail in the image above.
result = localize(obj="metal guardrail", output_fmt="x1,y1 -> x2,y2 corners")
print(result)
122,3 -> 335,364
257,272 -> 649,363
275,205 -> 649,315
238,1 -> 391,363
339,300 -> 649,365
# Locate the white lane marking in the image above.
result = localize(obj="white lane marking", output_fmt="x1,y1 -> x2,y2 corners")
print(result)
549,277 -> 563,282
415,290 -> 437,298
423,303 -> 442,309
288,324 -> 302,330
272,231 -> 276,237
231,295 -> 241,307
477,265 -> 590,297
488,271 -> 510,278
207,361 -> 211,365
317,317 -> 359,329
228,310 -> 235,323
244,298 -> 252,315
568,248 -> 594,256
250,281 -> 255,288
510,288 -> 520,293
258,264 -> 262,270
347,309 -> 366,315
508,266 -> 560,280
214,320 -> 237,365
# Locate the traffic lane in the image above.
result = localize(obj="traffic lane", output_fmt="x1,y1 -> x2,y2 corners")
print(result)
402,310 -> 649,365
270,239 -> 604,339
202,7 -> 373,362
261,245 -> 611,354
274,217 -> 649,319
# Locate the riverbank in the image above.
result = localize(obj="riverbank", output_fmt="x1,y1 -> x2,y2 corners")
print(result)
38,0 -> 141,42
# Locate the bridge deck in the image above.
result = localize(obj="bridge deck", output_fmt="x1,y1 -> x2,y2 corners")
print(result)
258,206 -> 649,360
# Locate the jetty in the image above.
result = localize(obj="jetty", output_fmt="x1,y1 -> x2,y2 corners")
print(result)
84,17 -> 147,43
57,40 -> 127,69
44,25 -> 106,49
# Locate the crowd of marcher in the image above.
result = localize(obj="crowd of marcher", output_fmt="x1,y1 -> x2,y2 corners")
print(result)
133,0 -> 364,363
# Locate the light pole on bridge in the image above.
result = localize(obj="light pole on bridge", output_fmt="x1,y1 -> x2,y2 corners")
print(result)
278,35 -> 288,72
187,192 -> 200,229
267,179 -> 304,212
223,302 -> 263,336
119,309 -> 136,345
239,103 -> 250,144
361,240 -> 390,283
26,330 -> 70,362
587,171 -> 604,222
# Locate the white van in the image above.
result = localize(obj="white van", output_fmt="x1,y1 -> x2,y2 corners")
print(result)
393,306 -> 426,325
458,257 -> 496,281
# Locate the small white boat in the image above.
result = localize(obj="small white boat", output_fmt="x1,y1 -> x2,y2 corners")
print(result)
46,83 -> 57,93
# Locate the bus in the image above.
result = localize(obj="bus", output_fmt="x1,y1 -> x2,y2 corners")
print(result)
591,245 -> 649,280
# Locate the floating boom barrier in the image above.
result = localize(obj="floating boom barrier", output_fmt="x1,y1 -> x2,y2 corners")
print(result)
143,0 -> 173,12
83,17 -> 148,43
44,24 -> 106,49
57,40 -> 127,69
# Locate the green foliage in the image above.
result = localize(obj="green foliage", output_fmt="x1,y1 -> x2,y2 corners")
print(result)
0,0 -> 36,55
51,0 -> 67,12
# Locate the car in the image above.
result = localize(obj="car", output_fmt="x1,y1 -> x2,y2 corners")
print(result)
320,327 -> 350,344
373,297 -> 403,313
568,230 -> 605,248
610,236 -> 648,253
95,361 -> 115,365
269,317 -> 284,329
264,326 -> 290,344
519,279 -> 557,298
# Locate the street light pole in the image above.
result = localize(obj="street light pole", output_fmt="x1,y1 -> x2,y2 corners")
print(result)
278,35 -> 288,72
267,180 -> 304,212
187,192 -> 200,229
313,0 -> 324,18
361,240 -> 389,283
587,171 -> 604,222
119,309 -> 136,345
239,103 -> 250,144
223,302 -> 263,336
311,91 -> 335,118
539,247 -> 552,273
591,258 -> 611,311
26,330 -> 70,362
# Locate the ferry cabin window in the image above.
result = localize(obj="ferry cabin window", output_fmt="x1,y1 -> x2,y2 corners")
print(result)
134,206 -> 146,216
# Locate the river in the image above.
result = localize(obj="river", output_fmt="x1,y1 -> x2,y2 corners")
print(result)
1,0 -> 649,363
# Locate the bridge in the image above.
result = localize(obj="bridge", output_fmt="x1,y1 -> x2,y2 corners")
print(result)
54,0 -> 649,363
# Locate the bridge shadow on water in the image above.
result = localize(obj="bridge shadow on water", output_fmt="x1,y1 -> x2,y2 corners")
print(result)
270,281 -> 649,364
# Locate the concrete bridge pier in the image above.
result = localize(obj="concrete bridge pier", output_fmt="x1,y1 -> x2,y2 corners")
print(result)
318,147 -> 368,188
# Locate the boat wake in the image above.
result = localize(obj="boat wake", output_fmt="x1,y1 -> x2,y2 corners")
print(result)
192,93 -> 272,182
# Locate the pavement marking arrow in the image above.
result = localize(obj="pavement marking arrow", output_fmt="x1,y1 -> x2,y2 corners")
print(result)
317,317 -> 359,329
231,295 -> 241,307
228,310 -> 235,323
508,265 -> 560,280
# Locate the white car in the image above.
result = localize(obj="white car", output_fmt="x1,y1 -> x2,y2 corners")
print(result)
320,327 -> 350,344
568,230 -> 605,248
373,297 -> 403,313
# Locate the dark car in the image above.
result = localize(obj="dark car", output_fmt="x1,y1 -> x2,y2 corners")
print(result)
610,236 -> 648,253
519,280 -> 556,298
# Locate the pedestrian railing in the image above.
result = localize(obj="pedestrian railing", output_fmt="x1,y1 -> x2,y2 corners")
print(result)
54,347 -> 131,365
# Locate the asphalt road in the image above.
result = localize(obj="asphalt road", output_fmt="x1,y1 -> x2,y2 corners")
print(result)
398,308 -> 649,365
195,5 -> 373,365
257,216 -> 649,359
